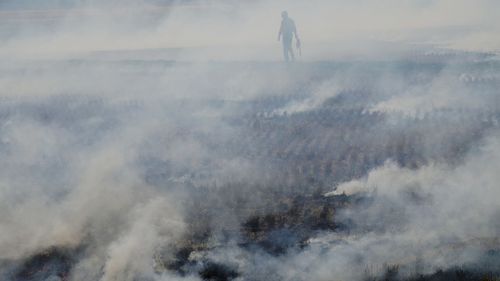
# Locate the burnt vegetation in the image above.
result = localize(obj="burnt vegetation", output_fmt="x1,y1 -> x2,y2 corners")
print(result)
2,59 -> 500,280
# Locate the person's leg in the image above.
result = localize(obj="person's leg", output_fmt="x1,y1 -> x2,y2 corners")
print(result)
283,37 -> 292,62
289,45 -> 295,61
283,43 -> 290,62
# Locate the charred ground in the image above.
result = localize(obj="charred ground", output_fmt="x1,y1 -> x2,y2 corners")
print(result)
1,58 -> 500,280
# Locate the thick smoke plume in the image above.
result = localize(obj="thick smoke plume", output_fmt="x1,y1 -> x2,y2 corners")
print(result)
1,1 -> 500,281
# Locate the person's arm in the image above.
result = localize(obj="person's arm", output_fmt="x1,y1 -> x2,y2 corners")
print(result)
293,21 -> 299,41
277,22 -> 282,41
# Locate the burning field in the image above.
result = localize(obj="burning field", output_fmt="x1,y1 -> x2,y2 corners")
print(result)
0,59 -> 499,281
1,1 -> 500,281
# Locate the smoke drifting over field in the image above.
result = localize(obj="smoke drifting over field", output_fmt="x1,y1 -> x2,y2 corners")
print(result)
1,1 -> 500,281
2,0 -> 500,60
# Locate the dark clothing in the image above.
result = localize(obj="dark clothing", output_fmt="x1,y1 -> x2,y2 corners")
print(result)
280,18 -> 296,39
282,36 -> 293,62
279,17 -> 297,62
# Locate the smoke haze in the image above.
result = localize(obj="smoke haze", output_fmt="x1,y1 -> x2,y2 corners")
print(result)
1,1 -> 500,281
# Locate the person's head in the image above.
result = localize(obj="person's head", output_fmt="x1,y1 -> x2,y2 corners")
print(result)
281,11 -> 288,19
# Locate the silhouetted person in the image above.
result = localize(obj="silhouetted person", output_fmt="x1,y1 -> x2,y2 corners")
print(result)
278,11 -> 299,62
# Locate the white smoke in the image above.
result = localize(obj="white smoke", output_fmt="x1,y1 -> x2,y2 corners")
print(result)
1,1 -> 500,281
321,134 -> 500,278
1,0 -> 500,60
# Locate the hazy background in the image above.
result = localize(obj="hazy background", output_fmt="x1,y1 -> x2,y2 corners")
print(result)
1,0 -> 500,60
1,1 -> 500,281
